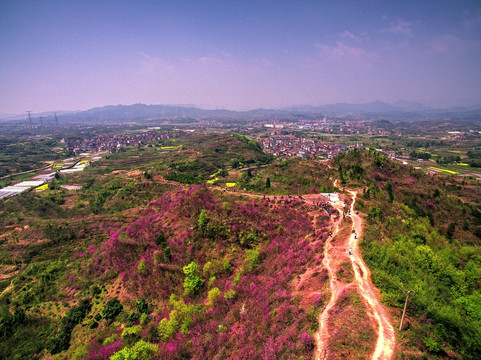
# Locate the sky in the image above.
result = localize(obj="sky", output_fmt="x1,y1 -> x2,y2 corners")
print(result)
1,0 -> 481,114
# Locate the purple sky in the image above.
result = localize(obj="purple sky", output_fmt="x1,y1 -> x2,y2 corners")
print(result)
1,0 -> 480,114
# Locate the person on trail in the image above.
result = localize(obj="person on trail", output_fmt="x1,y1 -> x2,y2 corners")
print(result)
349,248 -> 353,255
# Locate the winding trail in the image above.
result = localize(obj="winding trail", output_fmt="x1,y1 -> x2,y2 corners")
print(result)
209,182 -> 396,358
315,186 -> 396,360
314,203 -> 346,359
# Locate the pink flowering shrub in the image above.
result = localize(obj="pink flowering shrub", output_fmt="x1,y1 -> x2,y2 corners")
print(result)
88,339 -> 123,360
92,185 -> 330,358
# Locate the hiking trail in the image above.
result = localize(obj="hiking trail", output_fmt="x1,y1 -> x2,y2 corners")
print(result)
314,186 -> 396,360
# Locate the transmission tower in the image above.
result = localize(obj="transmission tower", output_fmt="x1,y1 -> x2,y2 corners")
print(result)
26,110 -> 32,127
54,112 -> 59,127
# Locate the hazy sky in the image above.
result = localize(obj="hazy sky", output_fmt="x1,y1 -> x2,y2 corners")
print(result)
1,0 -> 480,113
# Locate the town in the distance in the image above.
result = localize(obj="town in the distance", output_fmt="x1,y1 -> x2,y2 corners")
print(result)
1,102 -> 481,197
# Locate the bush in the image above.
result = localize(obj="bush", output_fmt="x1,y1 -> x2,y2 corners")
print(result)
135,299 -> 150,315
121,325 -> 143,344
206,287 -> 221,307
0,308 -> 27,338
183,262 -> 204,295
101,298 -> 123,321
128,312 -> 140,326
88,320 -> 99,329
47,299 -> 91,354
110,340 -> 158,360
245,248 -> 260,270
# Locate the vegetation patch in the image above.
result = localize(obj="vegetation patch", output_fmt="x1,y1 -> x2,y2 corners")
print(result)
327,287 -> 376,359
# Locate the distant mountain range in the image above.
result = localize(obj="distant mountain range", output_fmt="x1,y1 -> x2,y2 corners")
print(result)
2,101 -> 481,123
285,100 -> 432,114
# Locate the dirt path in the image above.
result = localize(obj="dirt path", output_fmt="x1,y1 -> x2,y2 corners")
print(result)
314,187 -> 395,360
209,182 -> 396,359
347,190 -> 396,360
314,206 -> 346,359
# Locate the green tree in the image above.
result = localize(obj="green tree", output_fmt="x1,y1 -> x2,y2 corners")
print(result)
245,248 -> 261,270
135,299 -> 149,315
265,177 -> 271,188
447,222 -> 456,239
110,340 -> 158,360
198,209 -> 208,230
101,298 -> 123,321
137,259 -> 146,275
183,262 -> 204,295
386,181 -> 394,203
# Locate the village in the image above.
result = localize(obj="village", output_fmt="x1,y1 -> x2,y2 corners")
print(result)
258,135 -> 364,159
61,130 -> 188,155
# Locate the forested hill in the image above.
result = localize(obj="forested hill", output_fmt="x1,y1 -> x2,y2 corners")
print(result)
336,149 -> 481,358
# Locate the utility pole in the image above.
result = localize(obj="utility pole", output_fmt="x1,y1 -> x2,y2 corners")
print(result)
399,290 -> 415,331
26,110 -> 32,127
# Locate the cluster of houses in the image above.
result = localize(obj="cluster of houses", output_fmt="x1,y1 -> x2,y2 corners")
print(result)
63,131 -> 188,154
259,136 -> 364,159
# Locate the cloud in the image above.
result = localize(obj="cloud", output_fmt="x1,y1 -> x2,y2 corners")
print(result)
198,56 -> 224,66
138,52 -> 228,75
340,30 -> 360,41
388,20 -> 412,36
315,41 -> 376,63
138,53 -> 175,74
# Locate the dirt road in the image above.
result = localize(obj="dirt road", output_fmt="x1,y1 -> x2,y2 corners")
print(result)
347,190 -> 395,360
315,188 -> 395,360
209,183 -> 396,359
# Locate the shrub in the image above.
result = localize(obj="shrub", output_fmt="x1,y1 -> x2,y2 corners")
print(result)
206,287 -> 221,307
128,312 -> 140,326
101,298 -> 123,321
157,311 -> 181,342
140,313 -> 149,325
121,325 -> 143,344
88,320 -> 99,329
0,307 -> 27,338
135,299 -> 149,315
198,209 -> 208,230
245,248 -> 260,270
183,262 -> 204,295
154,231 -> 167,247
47,299 -> 91,354
109,340 -> 158,360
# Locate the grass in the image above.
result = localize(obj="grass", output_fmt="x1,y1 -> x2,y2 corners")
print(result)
327,288 -> 376,359
337,261 -> 354,283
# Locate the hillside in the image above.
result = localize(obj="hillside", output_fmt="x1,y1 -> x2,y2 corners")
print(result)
334,149 -> 481,359
0,134 -> 333,359
0,135 -> 480,359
